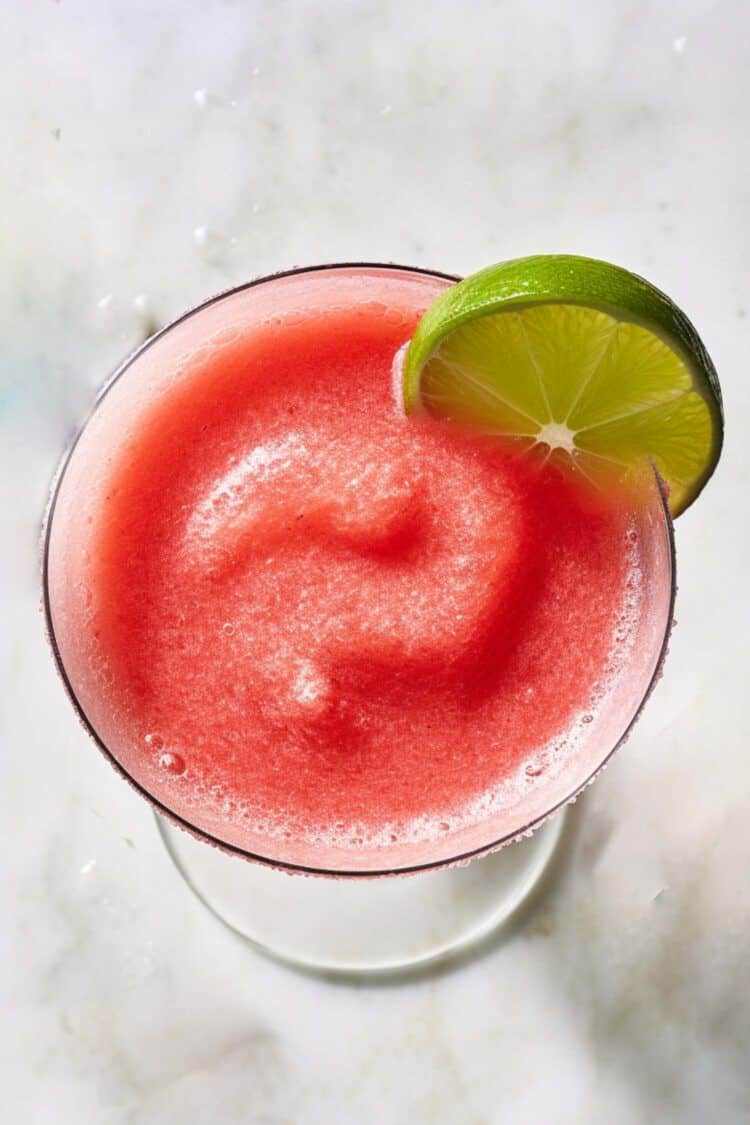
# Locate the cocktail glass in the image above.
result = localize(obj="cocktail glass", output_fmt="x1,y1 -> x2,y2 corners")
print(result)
43,264 -> 675,976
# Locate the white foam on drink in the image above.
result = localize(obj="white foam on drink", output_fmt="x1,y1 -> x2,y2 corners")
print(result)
291,660 -> 328,707
187,433 -> 307,539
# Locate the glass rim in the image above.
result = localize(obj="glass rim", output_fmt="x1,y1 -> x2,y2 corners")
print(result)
41,260 -> 677,879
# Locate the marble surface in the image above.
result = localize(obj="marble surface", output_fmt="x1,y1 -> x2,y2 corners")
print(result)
2,1 -> 750,1121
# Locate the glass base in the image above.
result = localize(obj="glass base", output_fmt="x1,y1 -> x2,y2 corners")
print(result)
157,810 -> 567,977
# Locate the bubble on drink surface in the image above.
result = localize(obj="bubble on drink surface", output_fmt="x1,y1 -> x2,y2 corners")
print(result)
222,622 -> 236,636
144,732 -> 164,750
211,326 -> 240,347
158,752 -> 186,776
356,300 -> 386,319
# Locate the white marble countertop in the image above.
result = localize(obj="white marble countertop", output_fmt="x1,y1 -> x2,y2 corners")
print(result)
3,1 -> 750,1121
